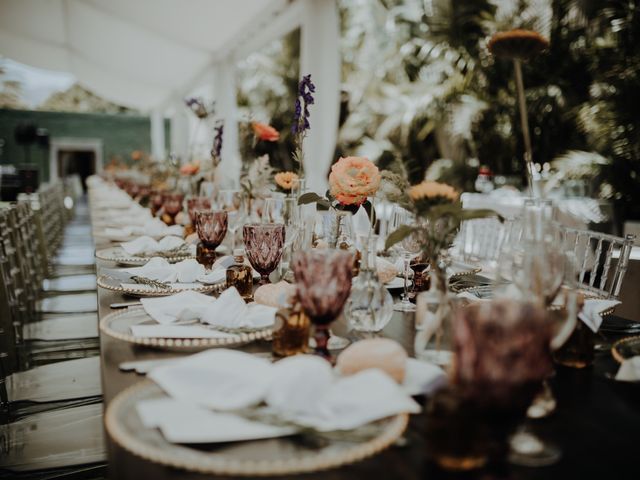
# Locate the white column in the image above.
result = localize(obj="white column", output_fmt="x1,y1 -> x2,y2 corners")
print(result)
170,105 -> 190,161
300,0 -> 341,194
213,59 -> 241,188
150,109 -> 166,161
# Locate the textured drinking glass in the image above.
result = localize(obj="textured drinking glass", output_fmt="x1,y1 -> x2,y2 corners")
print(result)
150,190 -> 165,216
187,197 -> 212,224
243,223 -> 285,285
291,249 -> 353,360
194,210 -> 228,268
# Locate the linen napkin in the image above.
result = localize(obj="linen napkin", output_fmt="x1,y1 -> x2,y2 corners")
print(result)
105,219 -> 184,240
149,350 -> 275,410
121,235 -> 186,256
136,397 -> 295,444
125,258 -> 204,283
579,299 -> 621,332
196,255 -> 236,285
615,356 -> 640,382
147,350 -> 421,435
140,287 -> 277,329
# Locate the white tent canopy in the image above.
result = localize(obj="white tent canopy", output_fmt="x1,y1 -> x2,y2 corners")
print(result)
0,0 -> 340,192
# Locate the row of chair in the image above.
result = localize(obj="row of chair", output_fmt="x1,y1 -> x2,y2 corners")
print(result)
454,216 -> 635,300
0,176 -> 106,474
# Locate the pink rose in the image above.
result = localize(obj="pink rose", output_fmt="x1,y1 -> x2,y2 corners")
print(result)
329,156 -> 381,206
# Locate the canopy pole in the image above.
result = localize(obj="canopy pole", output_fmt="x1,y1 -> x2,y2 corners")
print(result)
150,109 -> 166,161
213,59 -> 241,188
300,0 -> 341,194
170,103 -> 190,162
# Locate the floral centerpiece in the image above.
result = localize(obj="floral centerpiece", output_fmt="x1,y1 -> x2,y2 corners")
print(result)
384,177 -> 499,360
240,155 -> 275,217
274,171 -> 300,194
298,155 -> 381,212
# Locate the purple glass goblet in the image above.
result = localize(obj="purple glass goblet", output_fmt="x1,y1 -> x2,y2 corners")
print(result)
291,249 -> 353,360
194,210 -> 228,268
243,223 -> 285,285
187,197 -> 212,224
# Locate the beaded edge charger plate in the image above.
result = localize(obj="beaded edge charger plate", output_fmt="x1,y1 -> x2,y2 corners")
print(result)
105,381 -> 409,476
95,246 -> 195,266
100,306 -> 272,351
97,274 -> 221,298
612,336 -> 640,364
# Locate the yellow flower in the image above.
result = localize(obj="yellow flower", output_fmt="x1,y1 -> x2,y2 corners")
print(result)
408,181 -> 459,203
274,171 -> 299,191
329,156 -> 381,206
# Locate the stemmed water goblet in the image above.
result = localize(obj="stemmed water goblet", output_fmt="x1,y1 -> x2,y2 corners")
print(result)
390,206 -> 422,312
263,197 -> 301,274
291,249 -> 354,361
219,189 -> 246,251
194,210 -> 228,269
150,190 -> 165,216
243,223 -> 285,285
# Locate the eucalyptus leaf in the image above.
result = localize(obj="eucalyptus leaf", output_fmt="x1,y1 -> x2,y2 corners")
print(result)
385,225 -> 416,250
297,192 -> 332,209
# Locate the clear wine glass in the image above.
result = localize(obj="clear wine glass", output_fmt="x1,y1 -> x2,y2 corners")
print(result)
390,206 -> 421,312
218,189 -> 245,252
263,196 -> 301,275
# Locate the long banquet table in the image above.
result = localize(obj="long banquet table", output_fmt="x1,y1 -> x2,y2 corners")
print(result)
94,238 -> 640,480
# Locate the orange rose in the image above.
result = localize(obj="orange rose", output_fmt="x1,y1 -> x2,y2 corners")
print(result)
252,122 -> 280,142
131,150 -> 143,161
180,161 -> 200,175
274,171 -> 299,191
329,156 -> 381,206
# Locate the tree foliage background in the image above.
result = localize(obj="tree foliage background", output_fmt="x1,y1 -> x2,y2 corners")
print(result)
236,0 -> 640,227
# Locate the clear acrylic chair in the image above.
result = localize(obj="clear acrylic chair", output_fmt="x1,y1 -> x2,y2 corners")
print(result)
558,227 -> 635,299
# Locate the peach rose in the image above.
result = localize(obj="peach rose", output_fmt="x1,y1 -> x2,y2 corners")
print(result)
329,156 -> 381,206
252,122 -> 280,142
274,171 -> 299,191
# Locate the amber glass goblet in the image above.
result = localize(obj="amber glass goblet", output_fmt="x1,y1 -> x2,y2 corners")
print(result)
243,223 -> 285,285
194,210 -> 228,268
186,197 -> 212,236
291,249 -> 353,360
162,193 -> 184,226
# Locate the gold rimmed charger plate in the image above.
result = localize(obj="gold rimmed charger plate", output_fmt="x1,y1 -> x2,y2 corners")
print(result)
611,336 -> 640,364
447,261 -> 482,279
97,274 -> 222,298
105,381 -> 408,476
100,306 -> 271,351
95,246 -> 195,266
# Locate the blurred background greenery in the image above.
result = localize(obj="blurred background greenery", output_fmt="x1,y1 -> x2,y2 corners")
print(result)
235,0 -> 640,228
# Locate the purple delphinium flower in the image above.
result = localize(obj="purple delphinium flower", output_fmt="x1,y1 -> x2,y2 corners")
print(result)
211,121 -> 224,165
185,97 -> 215,119
292,74 -> 315,134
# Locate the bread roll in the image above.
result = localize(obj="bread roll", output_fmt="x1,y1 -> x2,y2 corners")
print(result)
337,338 -> 408,383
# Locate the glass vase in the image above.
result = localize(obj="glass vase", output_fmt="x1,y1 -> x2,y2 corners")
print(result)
345,235 -> 393,332
414,258 -> 454,367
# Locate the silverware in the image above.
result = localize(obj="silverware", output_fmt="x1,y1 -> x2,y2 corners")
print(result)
110,301 -> 142,309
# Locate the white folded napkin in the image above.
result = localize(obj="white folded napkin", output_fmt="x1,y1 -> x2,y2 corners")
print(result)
615,356 -> 640,382
402,358 -> 447,396
196,255 -> 236,284
104,219 -> 184,240
579,299 -> 621,332
140,287 -> 277,329
136,398 -> 295,444
121,236 -> 186,256
147,350 -> 421,435
149,350 -> 275,410
125,258 -> 204,283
